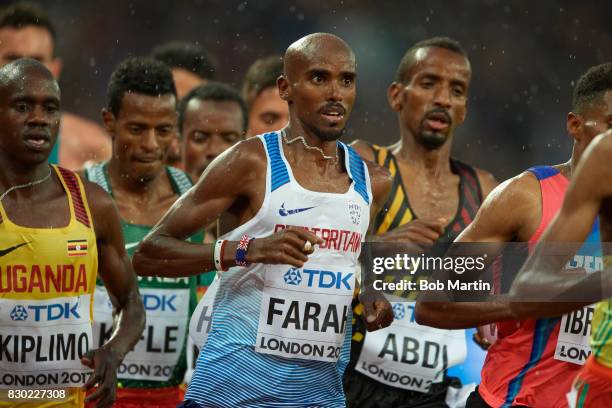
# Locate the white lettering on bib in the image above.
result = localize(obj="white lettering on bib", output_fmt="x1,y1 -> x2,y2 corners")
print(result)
188,277 -> 218,350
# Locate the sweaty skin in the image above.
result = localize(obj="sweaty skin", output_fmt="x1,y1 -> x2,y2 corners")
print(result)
415,90 -> 612,327
98,92 -> 179,225
352,47 -> 497,246
510,130 -> 612,309
182,98 -> 245,181
246,86 -> 289,137
0,60 -> 144,408
134,33 -> 394,330
0,22 -> 111,171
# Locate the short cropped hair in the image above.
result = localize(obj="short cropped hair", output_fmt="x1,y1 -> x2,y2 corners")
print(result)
242,55 -> 283,108
395,36 -> 468,83
178,81 -> 247,133
0,2 -> 56,43
151,41 -> 216,80
572,63 -> 612,113
107,57 -> 176,116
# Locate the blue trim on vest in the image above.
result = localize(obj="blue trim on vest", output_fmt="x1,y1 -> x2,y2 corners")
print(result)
345,144 -> 370,204
502,318 -> 559,407
263,132 -> 290,192
527,165 -> 559,181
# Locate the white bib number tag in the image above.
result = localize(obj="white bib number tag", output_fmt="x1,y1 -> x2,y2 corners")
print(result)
255,264 -> 355,362
356,301 -> 467,392
188,277 -> 218,350
92,285 -> 189,381
0,295 -> 93,388
555,306 -> 594,365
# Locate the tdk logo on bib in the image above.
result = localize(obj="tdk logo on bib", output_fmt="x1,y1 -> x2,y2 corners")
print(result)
142,293 -> 176,312
10,305 -> 28,321
11,302 -> 81,321
284,268 -> 302,285
305,269 -> 353,290
282,268 -> 353,290
393,303 -> 405,320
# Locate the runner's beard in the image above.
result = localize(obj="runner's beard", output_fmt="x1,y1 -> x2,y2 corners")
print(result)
416,129 -> 448,150
305,121 -> 345,142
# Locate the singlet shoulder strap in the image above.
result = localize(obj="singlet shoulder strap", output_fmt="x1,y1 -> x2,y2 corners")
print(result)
368,143 -> 393,169
342,142 -> 371,205
451,158 -> 484,205
527,165 -> 560,181
167,166 -> 194,195
84,162 -> 111,194
262,132 -> 290,192
56,165 -> 92,228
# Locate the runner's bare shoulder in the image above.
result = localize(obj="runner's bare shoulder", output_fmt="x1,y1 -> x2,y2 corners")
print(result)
189,137 -> 269,203
349,139 -> 376,162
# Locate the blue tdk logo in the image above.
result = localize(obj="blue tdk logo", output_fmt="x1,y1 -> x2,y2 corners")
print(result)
284,268 -> 302,285
30,302 -> 81,321
10,305 -> 28,321
142,294 -> 176,312
278,203 -> 315,216
393,303 -> 405,320
304,269 -> 353,290
11,302 -> 81,322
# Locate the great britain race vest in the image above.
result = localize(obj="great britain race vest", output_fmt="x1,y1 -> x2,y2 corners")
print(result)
0,166 -> 97,407
186,131 -> 372,407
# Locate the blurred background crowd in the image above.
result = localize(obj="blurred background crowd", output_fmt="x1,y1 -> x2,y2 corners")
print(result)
4,0 -> 612,180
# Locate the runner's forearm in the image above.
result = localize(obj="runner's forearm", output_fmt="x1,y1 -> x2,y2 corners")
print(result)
415,301 -> 516,329
104,286 -> 145,358
133,233 -> 238,277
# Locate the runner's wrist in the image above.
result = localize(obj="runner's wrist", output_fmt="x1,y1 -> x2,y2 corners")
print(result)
220,238 -> 256,268
223,241 -> 239,268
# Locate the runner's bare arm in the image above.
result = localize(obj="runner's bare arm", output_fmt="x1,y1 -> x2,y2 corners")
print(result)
80,182 -> 145,408
358,162 -> 394,331
475,168 -> 499,198
353,140 -> 458,244
415,173 -> 540,329
349,139 -> 376,162
511,131 -> 612,316
133,139 -> 322,278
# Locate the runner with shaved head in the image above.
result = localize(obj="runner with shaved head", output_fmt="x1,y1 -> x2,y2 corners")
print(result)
134,32 -> 393,407
0,59 -> 144,408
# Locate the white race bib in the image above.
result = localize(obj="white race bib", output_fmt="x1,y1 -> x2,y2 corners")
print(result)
92,285 -> 189,381
555,306 -> 594,365
0,295 -> 93,388
255,263 -> 355,362
356,301 -> 467,392
188,277 -> 218,350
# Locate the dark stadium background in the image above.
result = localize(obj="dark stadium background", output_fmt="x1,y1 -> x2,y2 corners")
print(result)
32,0 -> 612,180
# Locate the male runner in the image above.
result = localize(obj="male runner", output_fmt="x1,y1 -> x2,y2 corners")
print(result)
133,32 -> 394,407
151,41 -> 217,168
509,128 -> 612,407
0,59 -> 144,407
345,37 -> 498,407
415,63 -> 612,407
0,2 -> 111,169
82,57 -> 208,407
178,81 -> 247,181
242,55 -> 289,137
